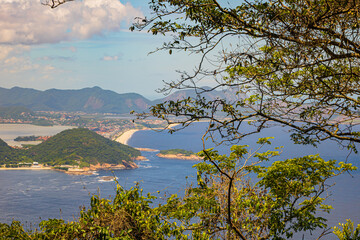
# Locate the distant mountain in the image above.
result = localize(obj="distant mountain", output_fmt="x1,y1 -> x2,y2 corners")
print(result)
28,128 -> 141,166
0,86 -> 246,114
153,86 -> 247,104
0,86 -> 151,114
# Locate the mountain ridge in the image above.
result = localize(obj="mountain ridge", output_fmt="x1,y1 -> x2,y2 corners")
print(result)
0,86 -> 245,114
0,86 -> 151,114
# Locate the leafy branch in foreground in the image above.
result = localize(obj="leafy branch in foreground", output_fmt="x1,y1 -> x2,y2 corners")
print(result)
0,140 -> 355,239
133,0 -> 360,148
333,219 -> 360,240
161,139 -> 356,239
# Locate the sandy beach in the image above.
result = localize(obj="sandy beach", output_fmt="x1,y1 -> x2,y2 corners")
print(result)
116,123 -> 181,146
0,166 -> 52,171
116,129 -> 141,145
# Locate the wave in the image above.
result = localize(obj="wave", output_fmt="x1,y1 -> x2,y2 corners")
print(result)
98,176 -> 118,182
139,165 -> 153,169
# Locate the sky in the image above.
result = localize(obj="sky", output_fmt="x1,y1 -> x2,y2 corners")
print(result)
0,0 -> 201,100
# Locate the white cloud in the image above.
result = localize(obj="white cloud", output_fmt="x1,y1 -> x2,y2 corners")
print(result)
68,46 -> 77,52
0,45 -> 30,61
0,45 -> 54,74
0,0 -> 143,45
102,55 -> 121,61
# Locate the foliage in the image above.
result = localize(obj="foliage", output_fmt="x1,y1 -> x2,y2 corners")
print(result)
333,219 -> 360,240
159,148 -> 195,156
0,184 -> 185,240
14,136 -> 39,142
0,128 -> 141,166
132,0 -> 360,148
0,141 -> 356,239
28,128 -> 141,165
12,1 -> 358,239
160,140 -> 356,239
0,106 -> 33,119
0,139 -> 23,165
0,221 -> 31,240
32,119 -> 54,126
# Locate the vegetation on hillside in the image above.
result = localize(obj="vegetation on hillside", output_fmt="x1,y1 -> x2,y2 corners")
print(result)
0,128 -> 140,167
0,139 -> 24,165
2,0 -> 360,239
159,149 -> 195,156
0,106 -> 33,119
28,128 -> 140,166
0,142 -> 358,239
14,136 -> 39,142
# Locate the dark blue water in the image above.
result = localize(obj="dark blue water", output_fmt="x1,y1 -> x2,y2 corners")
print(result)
0,151 -> 197,226
0,123 -> 359,239
128,123 -> 360,231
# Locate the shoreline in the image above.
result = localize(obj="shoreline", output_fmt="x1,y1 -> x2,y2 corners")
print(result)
116,129 -> 141,145
156,153 -> 202,161
0,162 -> 138,175
0,166 -> 53,171
116,124 -> 180,148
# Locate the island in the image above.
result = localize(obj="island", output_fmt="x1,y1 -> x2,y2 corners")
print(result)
156,149 -> 202,161
14,135 -> 49,142
0,128 -> 141,175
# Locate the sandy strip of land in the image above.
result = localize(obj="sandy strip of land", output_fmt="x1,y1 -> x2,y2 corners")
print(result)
0,166 -> 52,171
116,129 -> 141,145
156,153 -> 202,161
167,123 -> 180,129
117,123 -> 182,146
135,147 -> 159,152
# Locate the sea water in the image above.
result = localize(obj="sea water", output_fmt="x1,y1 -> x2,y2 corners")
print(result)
0,123 -> 359,239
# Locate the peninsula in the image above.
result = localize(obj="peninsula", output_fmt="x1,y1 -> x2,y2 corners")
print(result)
0,128 -> 141,175
156,149 -> 202,161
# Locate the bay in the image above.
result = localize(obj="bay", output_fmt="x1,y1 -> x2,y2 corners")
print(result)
0,124 -> 75,147
0,123 -> 359,239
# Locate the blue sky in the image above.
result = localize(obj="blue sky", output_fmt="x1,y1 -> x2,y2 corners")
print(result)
0,0 -> 200,100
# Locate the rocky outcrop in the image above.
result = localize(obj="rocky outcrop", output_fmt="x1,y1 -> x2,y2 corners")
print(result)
132,156 -> 148,161
63,161 -> 138,175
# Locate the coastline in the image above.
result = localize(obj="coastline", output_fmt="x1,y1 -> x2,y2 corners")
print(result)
156,153 -> 202,161
116,124 -> 181,148
0,162 -> 138,175
116,129 -> 141,145
0,127 -> 145,175
116,129 -> 159,152
0,166 -> 53,171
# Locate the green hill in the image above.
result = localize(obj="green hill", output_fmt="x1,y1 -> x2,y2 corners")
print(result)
0,139 -> 23,165
159,149 -> 195,156
27,128 -> 141,166
0,129 -> 140,168
0,106 -> 33,119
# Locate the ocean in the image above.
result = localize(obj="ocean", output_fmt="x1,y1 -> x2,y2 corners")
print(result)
0,123 -> 359,239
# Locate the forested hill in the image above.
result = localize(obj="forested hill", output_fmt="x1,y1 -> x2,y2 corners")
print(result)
0,86 -> 151,114
28,128 -> 141,166
0,106 -> 33,118
0,139 -> 19,163
0,128 -> 141,166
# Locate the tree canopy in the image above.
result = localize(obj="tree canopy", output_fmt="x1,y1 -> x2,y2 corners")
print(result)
1,1 -> 359,239
133,0 -> 360,149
